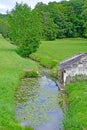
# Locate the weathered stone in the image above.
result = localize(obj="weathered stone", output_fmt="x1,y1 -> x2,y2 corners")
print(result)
58,53 -> 87,85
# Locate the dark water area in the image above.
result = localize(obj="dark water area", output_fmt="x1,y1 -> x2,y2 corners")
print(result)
15,75 -> 63,130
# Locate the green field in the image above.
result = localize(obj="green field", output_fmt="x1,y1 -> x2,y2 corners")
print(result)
30,38 -> 87,67
0,35 -> 37,130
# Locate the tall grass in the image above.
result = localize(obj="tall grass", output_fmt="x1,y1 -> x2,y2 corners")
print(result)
0,35 -> 37,129
63,81 -> 87,130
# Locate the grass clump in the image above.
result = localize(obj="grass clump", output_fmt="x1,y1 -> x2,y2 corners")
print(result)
0,35 -> 36,129
63,81 -> 87,130
23,68 -> 39,78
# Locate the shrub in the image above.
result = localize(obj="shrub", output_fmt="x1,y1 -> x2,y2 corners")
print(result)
23,69 -> 39,78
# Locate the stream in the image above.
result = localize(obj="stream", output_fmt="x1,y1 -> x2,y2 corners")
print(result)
15,71 -> 63,130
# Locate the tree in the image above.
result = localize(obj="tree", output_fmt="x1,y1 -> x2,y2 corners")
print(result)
42,13 -> 57,40
47,2 -> 68,38
0,14 -> 9,38
67,0 -> 84,37
81,0 -> 87,37
34,2 -> 57,40
8,3 -> 41,57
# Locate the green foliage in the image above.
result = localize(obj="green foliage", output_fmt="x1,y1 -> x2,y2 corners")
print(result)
50,65 -> 58,78
63,81 -> 87,129
0,15 -> 9,38
42,14 -> 57,40
1,0 -> 87,40
81,0 -> 87,38
34,0 -> 87,39
8,3 -> 41,57
0,35 -> 37,129
23,70 -> 38,78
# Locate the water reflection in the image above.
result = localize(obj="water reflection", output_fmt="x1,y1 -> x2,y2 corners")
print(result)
15,76 -> 63,130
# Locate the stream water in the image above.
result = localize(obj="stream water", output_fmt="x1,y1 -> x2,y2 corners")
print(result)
15,73 -> 63,130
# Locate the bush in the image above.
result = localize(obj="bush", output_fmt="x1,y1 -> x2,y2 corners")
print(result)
23,69 -> 39,78
8,3 -> 41,57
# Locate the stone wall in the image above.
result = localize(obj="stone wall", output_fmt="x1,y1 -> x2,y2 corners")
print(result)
63,55 -> 87,84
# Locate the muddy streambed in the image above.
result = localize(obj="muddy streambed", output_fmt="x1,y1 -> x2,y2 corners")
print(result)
15,73 -> 63,130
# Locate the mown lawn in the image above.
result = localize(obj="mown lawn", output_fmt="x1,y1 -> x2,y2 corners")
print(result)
30,38 -> 87,69
0,35 -> 37,130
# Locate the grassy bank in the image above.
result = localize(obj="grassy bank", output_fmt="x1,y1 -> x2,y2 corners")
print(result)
0,35 -> 37,130
30,39 -> 87,77
63,81 -> 87,130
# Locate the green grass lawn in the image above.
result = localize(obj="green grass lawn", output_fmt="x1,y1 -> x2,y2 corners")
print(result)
0,35 -> 37,130
63,81 -> 87,130
30,38 -> 87,70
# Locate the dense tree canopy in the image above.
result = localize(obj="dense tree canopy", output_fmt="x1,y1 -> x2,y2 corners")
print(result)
0,14 -> 9,38
0,0 -> 87,56
34,0 -> 87,39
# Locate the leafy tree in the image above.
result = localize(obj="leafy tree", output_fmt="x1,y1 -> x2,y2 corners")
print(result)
35,2 -> 47,13
83,21 -> 87,37
67,0 -> 84,37
6,0 -> 87,44
47,2 -> 68,38
81,0 -> 87,37
34,0 -> 87,39
8,3 -> 41,57
35,2 -> 57,40
42,12 -> 57,40
0,15 -> 9,38
69,0 -> 84,15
